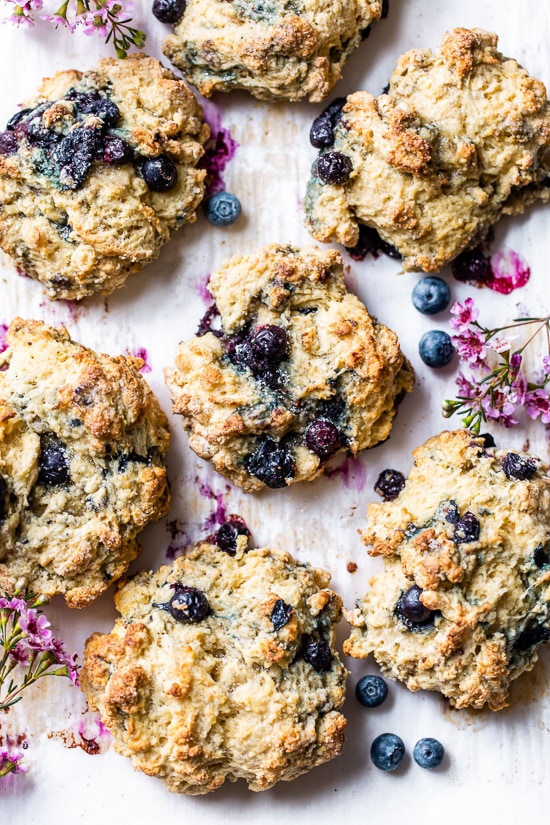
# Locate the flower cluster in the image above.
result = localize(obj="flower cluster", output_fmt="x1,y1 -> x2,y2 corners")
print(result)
1,0 -> 145,57
0,746 -> 27,777
443,298 -> 550,432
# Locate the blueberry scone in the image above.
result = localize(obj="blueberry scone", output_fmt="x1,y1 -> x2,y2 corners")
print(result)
0,319 -> 170,608
164,244 -> 414,492
304,28 -> 550,271
0,54 -> 208,300
81,530 -> 347,793
162,0 -> 383,102
344,429 -> 550,711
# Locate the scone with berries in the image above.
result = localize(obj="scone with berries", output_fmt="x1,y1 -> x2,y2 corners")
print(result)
0,54 -> 208,300
345,429 -> 550,710
0,319 -> 170,608
162,0 -> 384,102
164,244 -> 414,492
305,28 -> 550,271
81,527 -> 347,793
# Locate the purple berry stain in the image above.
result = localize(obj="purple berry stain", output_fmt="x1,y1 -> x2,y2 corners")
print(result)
199,101 -> 239,196
76,714 -> 111,755
0,324 -> 8,354
195,272 -> 213,304
325,454 -> 367,492
129,347 -> 152,373
198,479 -> 230,530
452,246 -> 530,294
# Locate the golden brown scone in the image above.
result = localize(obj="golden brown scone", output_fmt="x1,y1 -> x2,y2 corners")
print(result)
304,29 -> 550,271
81,534 -> 348,794
164,244 -> 414,492
344,430 -> 550,711
162,0 -> 383,102
0,319 -> 170,608
0,54 -> 208,300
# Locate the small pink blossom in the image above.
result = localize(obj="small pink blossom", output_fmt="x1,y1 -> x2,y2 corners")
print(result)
525,389 -> 550,424
481,387 -> 518,427
455,371 -> 479,400
490,336 -> 517,353
0,747 -> 27,777
452,328 -> 489,368
19,608 -> 54,650
449,297 -> 479,331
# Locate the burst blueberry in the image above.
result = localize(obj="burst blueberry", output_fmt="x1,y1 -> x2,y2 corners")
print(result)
139,154 -> 178,192
204,191 -> 242,226
247,437 -> 296,488
102,136 -> 132,165
355,674 -> 388,708
413,738 -> 444,769
38,433 -> 70,486
0,131 -> 18,156
56,125 -> 101,190
315,151 -> 352,185
452,247 -> 492,283
453,511 -> 480,544
419,330 -> 455,368
166,584 -> 210,623
374,469 -> 405,501
301,636 -> 332,671
502,452 -> 537,481
270,599 -> 293,631
345,223 -> 401,261
304,419 -> 344,460
213,517 -> 250,555
397,585 -> 434,628
152,0 -> 186,22
370,733 -> 405,772
412,277 -> 451,315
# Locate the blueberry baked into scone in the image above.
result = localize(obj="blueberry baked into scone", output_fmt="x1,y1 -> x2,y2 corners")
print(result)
305,28 -> 550,271
0,319 -> 170,608
164,244 -> 414,492
0,54 -> 208,300
81,529 -> 347,793
162,0 -> 384,102
344,429 -> 550,711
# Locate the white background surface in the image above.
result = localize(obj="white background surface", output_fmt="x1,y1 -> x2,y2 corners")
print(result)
1,1 -> 550,822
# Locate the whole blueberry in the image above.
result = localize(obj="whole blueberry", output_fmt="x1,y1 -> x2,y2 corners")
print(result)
204,191 -> 241,226
315,151 -> 353,185
301,636 -> 332,672
247,437 -> 296,488
398,585 -> 434,628
452,247 -> 492,283
213,517 -> 250,555
102,136 -> 133,165
270,599 -> 293,631
304,419 -> 344,460
453,511 -> 480,544
0,474 -> 7,522
374,469 -> 405,501
419,330 -> 455,368
413,737 -> 444,769
139,154 -> 178,192
38,433 -> 70,486
152,0 -> 186,22
355,674 -> 388,708
370,733 -> 405,772
502,452 -> 537,481
412,277 -> 451,315
167,585 -> 210,623
309,97 -> 346,149
250,325 -> 289,362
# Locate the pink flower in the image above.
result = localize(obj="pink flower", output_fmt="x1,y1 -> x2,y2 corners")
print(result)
8,643 -> 31,666
449,297 -> 479,331
481,387 -> 518,427
455,371 -> 479,400
19,608 -> 54,650
490,336 -> 517,353
51,638 -> 80,685
525,389 -> 550,424
0,747 -> 27,777
452,328 -> 489,369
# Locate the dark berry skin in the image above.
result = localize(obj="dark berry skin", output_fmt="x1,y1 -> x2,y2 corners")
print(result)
67,92 -> 121,127
247,437 -> 296,488
56,125 -> 101,190
304,419 -> 344,460
118,451 -> 150,473
301,636 -> 332,671
250,325 -> 289,363
204,191 -> 241,226
442,500 -> 459,524
213,517 -> 251,555
309,97 -> 346,149
478,432 -> 496,448
38,433 -> 70,486
502,452 -> 537,481
412,277 -> 451,315
315,151 -> 353,184
397,585 -> 434,629
0,131 -> 18,156
534,543 -> 550,568
513,621 -> 550,652
374,469 -> 405,501
6,108 -> 33,131
419,330 -> 455,368
102,136 -> 133,165
370,733 -> 405,772
270,599 -> 293,631
152,0 -> 186,22
453,511 -> 480,544
452,247 -> 492,283
0,474 -> 7,522
138,155 -> 178,192
413,738 -> 444,769
165,584 -> 210,623
345,223 -> 401,261
355,674 -> 388,708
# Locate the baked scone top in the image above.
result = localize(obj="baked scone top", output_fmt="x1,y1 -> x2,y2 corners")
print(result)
162,0 -> 383,102
82,539 -> 347,794
345,429 -> 550,710
0,319 -> 170,607
305,28 -> 550,271
0,54 -> 208,300
165,244 -> 414,491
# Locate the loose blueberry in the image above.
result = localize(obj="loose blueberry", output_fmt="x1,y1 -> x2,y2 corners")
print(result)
152,0 -> 186,22
270,599 -> 293,631
139,154 -> 178,192
453,511 -> 480,544
374,469 -> 405,501
345,223 -> 401,261
370,733 -> 405,772
315,151 -> 353,184
102,136 -> 133,165
301,636 -> 332,671
412,277 -> 451,315
304,419 -> 344,460
38,433 -> 70,486
0,474 -> 7,522
502,452 -> 537,481
413,737 -> 444,769
452,247 -> 492,284
250,325 -> 289,362
213,516 -> 251,555
247,437 -> 296,488
166,584 -> 210,623
397,585 -> 434,628
204,191 -> 241,226
355,674 -> 388,708
309,97 -> 346,149
0,131 -> 18,156
418,330 -> 455,368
